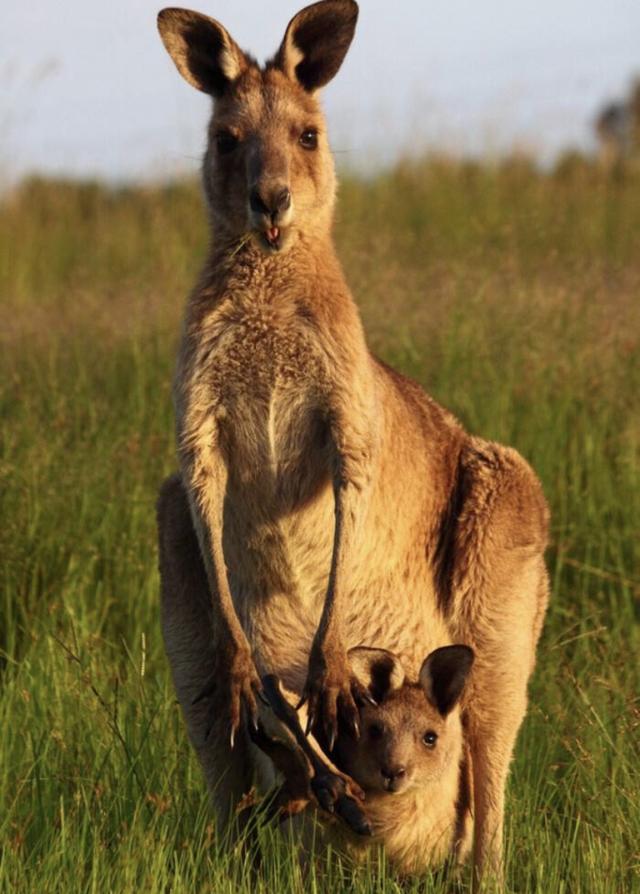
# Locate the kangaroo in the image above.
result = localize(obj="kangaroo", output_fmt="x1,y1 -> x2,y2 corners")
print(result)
327,644 -> 475,873
156,0 -> 550,882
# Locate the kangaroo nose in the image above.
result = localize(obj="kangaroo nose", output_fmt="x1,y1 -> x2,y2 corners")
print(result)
249,186 -> 291,220
381,765 -> 406,782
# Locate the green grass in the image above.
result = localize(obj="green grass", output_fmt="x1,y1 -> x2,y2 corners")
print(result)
1,156 -> 639,892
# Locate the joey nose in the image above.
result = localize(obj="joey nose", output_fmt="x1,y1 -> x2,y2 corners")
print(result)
381,765 -> 406,782
249,186 -> 291,221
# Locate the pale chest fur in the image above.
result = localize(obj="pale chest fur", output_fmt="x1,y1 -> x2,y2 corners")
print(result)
298,768 -> 460,876
332,770 -> 460,874
183,293 -> 333,486
176,284 -> 330,508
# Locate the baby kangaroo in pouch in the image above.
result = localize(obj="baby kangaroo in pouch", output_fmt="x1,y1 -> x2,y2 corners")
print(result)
329,645 -> 475,873
157,0 -> 550,881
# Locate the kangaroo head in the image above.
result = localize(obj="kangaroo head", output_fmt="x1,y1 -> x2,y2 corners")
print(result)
157,1 -> 358,253
333,645 -> 474,796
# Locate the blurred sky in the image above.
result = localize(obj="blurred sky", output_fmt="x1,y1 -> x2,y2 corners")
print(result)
1,0 -> 639,183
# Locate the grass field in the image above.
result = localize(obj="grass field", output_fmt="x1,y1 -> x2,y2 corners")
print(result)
1,156 -> 639,892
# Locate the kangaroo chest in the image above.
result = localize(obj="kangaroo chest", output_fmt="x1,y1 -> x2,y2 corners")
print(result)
181,296 -> 337,640
189,296 -> 333,490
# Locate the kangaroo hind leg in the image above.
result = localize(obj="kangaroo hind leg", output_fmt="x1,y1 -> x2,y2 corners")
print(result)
157,473 -> 253,827
444,440 -> 550,883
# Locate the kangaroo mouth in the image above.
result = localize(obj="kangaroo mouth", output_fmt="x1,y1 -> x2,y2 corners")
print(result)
264,226 -> 280,248
256,224 -> 291,254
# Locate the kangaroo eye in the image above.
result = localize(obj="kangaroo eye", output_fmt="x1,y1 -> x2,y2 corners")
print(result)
423,731 -> 438,748
216,130 -> 238,155
368,722 -> 384,740
299,128 -> 318,150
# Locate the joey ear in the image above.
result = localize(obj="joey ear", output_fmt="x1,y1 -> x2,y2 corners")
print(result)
419,646 -> 474,717
275,0 -> 358,92
348,646 -> 405,704
157,7 -> 248,97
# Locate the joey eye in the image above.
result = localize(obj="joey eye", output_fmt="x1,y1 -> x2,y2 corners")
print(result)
216,131 -> 238,155
423,731 -> 438,749
299,128 -> 318,150
368,722 -> 384,740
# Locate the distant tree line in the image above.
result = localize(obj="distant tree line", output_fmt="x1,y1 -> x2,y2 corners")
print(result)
595,79 -> 640,165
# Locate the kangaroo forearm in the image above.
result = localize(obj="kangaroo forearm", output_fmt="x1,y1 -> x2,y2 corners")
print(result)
199,508 -> 248,649
183,437 -> 248,651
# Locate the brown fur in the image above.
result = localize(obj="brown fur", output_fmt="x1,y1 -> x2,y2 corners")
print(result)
156,0 -> 550,881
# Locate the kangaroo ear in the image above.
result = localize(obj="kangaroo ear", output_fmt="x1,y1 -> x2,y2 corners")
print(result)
348,646 -> 405,704
419,646 -> 474,717
275,0 -> 358,93
157,8 -> 248,97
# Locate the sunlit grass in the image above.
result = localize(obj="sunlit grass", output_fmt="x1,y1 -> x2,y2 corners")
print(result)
1,156 -> 639,891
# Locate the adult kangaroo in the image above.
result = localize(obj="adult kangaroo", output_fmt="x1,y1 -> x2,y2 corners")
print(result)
156,0 -> 549,880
